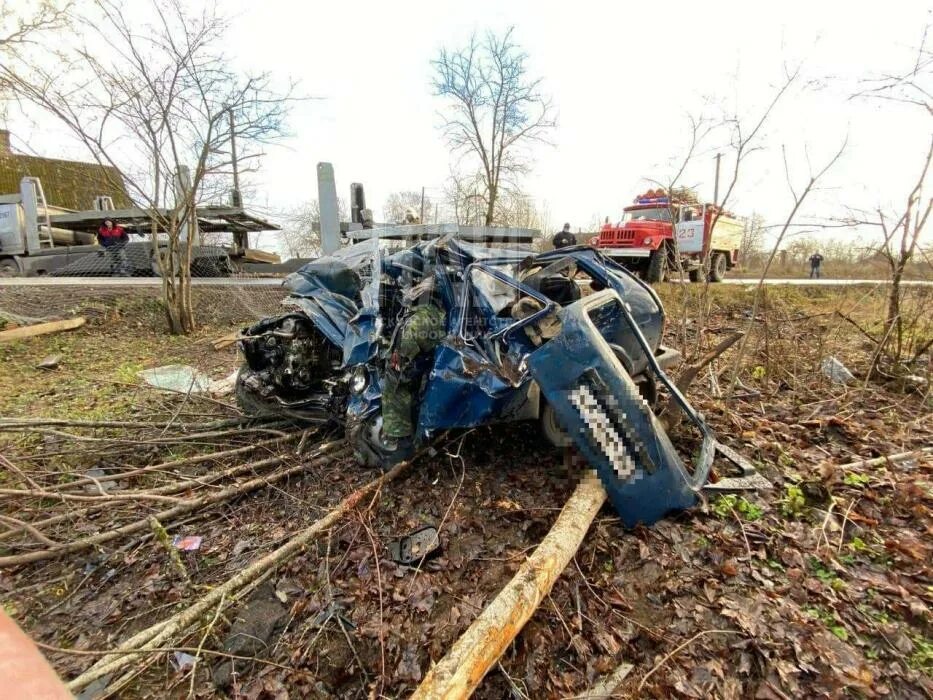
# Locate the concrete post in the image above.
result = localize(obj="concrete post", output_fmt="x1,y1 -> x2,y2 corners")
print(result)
317,162 -> 340,255
19,178 -> 40,253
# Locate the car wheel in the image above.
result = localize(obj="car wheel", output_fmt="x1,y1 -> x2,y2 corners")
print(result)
540,400 -> 573,448
234,367 -> 281,418
347,413 -> 412,470
708,252 -> 727,282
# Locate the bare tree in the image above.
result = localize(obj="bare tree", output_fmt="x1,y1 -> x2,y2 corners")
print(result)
647,71 -> 801,356
280,197 -> 348,259
854,23 -> 933,117
726,139 -> 847,394
841,140 -> 932,376
442,168 -> 546,230
876,146 -> 933,367
739,212 -> 767,267
0,1 -> 70,48
2,0 -> 291,334
491,186 -> 545,229
848,24 -> 932,378
0,1 -> 72,121
432,28 -> 555,226
384,190 -> 430,224
444,170 -> 488,225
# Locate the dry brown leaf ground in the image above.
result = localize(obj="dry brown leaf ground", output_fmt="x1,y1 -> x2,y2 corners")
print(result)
0,283 -> 929,699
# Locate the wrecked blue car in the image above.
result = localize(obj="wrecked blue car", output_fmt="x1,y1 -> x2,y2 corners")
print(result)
237,229 -> 765,526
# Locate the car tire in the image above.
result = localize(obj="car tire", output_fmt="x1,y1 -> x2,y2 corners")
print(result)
540,400 -> 573,448
708,252 -> 727,282
644,245 -> 669,283
348,413 -> 412,470
234,367 -> 281,418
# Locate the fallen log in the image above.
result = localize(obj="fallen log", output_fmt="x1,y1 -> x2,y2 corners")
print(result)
0,317 -> 85,344
411,472 -> 608,700
0,441 -> 346,567
66,455 -> 414,694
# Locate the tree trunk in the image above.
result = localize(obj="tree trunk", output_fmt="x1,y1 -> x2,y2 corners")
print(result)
412,473 -> 607,700
161,217 -> 196,335
878,262 -> 904,376
888,265 -> 903,363
162,274 -> 184,335
485,184 -> 497,226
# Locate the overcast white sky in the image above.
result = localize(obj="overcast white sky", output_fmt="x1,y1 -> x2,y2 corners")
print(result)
7,0 -> 932,245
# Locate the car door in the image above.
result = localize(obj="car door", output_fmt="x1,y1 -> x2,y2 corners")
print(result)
526,289 -> 715,527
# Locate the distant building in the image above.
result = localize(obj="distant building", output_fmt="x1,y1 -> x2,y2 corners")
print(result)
0,129 -> 133,210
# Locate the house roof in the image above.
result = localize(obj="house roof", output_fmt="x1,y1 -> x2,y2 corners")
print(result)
0,152 -> 133,210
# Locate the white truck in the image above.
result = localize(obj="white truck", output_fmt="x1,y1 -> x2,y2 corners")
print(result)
0,177 -> 280,277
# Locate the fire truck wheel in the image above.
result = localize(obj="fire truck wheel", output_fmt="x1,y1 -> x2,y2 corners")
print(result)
708,252 -> 727,282
645,247 -> 669,283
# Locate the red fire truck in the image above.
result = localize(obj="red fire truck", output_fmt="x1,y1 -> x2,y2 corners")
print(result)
591,189 -> 743,283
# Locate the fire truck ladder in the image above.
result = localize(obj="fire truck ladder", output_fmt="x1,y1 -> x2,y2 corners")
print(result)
22,177 -> 55,248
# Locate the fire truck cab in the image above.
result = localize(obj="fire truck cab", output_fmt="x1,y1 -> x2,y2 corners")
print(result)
592,191 -> 743,283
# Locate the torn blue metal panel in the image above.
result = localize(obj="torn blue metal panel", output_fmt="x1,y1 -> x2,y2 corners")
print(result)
527,290 -> 711,527
417,343 -> 531,432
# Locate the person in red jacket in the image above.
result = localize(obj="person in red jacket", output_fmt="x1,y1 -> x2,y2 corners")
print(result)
97,218 -> 131,276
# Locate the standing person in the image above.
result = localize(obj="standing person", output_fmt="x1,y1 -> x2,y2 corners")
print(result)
809,251 -> 824,279
97,219 -> 131,276
552,223 -> 575,249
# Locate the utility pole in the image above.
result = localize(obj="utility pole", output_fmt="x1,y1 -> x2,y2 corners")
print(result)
228,108 -> 242,208
419,186 -> 425,224
227,107 -> 245,251
713,152 -> 722,205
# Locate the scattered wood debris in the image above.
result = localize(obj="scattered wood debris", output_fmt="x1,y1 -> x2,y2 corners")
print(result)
0,317 -> 85,343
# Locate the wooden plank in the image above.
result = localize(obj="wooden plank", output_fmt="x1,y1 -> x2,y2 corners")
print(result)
411,472 -> 608,700
241,248 -> 281,264
0,317 -> 86,343
211,332 -> 239,350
